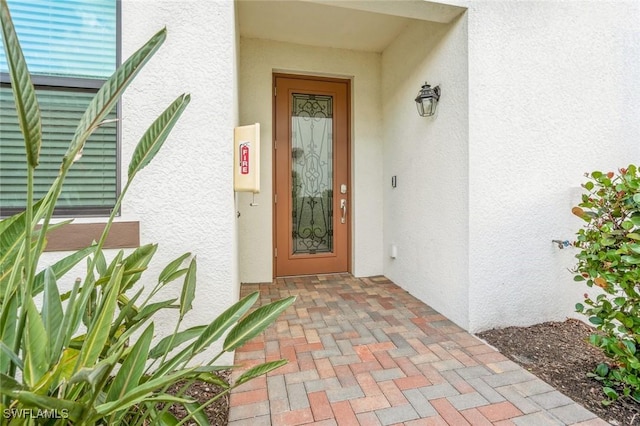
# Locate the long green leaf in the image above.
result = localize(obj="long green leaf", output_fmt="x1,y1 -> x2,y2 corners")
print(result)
6,390 -> 86,422
158,252 -> 191,284
54,277 -> 81,359
223,296 -> 296,352
150,411 -> 180,425
235,360 -> 288,387
191,291 -> 260,356
0,341 -> 22,372
132,298 -> 177,323
95,368 -> 196,416
32,348 -> 79,396
41,268 -> 63,365
151,343 -> 196,379
183,400 -> 210,426
62,28 -> 167,171
109,288 -> 144,338
128,93 -> 191,178
0,0 -> 41,167
119,243 -> 157,292
106,323 -> 153,402
0,290 -> 18,373
77,266 -> 122,369
23,296 -> 48,387
32,245 -> 94,295
149,325 -> 206,360
179,258 -> 197,320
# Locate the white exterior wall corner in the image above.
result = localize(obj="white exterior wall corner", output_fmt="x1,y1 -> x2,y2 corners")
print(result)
119,0 -> 239,363
466,1 -> 640,332
238,38 -> 384,282
381,14 -> 470,329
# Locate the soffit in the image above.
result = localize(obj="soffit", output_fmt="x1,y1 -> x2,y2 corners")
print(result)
237,0 -> 464,53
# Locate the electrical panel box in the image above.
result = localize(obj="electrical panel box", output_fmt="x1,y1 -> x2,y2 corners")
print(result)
233,123 -> 260,192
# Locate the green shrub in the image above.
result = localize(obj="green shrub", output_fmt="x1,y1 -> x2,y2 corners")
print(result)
0,1 -> 294,423
572,165 -> 640,403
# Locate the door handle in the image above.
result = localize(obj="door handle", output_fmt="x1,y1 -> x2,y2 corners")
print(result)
340,199 -> 347,224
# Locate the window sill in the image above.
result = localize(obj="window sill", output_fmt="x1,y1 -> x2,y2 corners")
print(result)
43,221 -> 140,252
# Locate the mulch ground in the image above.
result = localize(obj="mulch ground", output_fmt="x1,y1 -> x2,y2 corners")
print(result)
478,319 -> 640,426
165,371 -> 230,426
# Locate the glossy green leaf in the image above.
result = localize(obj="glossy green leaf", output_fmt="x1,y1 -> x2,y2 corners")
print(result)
128,93 -> 190,178
132,298 -> 178,323
6,390 -> 86,422
77,266 -> 122,368
41,268 -> 63,365
149,325 -> 206,359
0,0 -> 41,167
63,28 -> 166,171
595,363 -> 609,377
622,255 -> 640,265
603,386 -> 619,400
32,245 -> 94,295
179,258 -> 197,320
23,296 -> 48,387
159,252 -> 191,284
0,341 -> 22,372
110,288 -> 144,336
151,411 -> 180,426
589,316 -> 603,325
106,323 -> 154,402
0,290 -> 18,373
223,296 -> 296,352
192,291 -> 260,355
95,368 -> 196,416
235,360 -> 288,387
119,244 -> 157,292
183,401 -> 211,426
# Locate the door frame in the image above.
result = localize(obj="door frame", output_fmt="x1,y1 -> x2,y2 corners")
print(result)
272,73 -> 352,277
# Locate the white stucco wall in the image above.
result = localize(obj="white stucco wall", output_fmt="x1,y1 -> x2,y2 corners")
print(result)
465,1 -> 640,331
381,16 -> 470,329
238,38 -> 384,282
121,0 -> 239,360
37,0 -> 240,363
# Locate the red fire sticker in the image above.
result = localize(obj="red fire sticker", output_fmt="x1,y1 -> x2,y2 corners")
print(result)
239,142 -> 250,175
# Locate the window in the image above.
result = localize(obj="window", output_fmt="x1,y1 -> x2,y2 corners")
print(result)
0,0 -> 119,216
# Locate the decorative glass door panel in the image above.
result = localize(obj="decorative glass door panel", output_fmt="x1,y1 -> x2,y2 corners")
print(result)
274,75 -> 350,277
291,94 -> 333,255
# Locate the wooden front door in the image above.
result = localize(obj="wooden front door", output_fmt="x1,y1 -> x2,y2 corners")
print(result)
273,74 -> 350,277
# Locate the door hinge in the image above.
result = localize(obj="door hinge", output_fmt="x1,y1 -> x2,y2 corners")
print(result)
274,86 -> 277,97
274,193 -> 277,204
274,248 -> 278,258
274,140 -> 277,150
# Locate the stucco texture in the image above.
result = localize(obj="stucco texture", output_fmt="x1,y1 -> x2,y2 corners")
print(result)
465,1 -> 640,331
120,0 -> 239,363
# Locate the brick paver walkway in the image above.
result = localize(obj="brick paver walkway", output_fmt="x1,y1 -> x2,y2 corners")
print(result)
228,274 -> 606,425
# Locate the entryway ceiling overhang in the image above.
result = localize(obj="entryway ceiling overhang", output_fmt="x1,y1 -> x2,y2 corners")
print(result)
237,0 -> 465,53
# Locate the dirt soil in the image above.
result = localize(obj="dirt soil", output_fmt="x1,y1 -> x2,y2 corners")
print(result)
165,371 -> 230,426
478,319 -> 640,426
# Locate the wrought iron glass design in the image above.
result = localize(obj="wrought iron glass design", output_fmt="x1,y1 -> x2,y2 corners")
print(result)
291,93 -> 334,254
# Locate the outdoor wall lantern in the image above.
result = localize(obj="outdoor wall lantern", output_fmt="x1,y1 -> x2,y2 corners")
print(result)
414,82 -> 441,117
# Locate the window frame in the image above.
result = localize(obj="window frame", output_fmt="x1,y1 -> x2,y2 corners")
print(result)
0,0 -> 122,218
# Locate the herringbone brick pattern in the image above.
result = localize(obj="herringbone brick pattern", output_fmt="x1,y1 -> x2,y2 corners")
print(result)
228,274 -> 605,425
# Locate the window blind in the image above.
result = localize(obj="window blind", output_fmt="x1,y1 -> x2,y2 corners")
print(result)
0,0 -> 116,79
0,88 -> 117,210
0,0 -> 117,216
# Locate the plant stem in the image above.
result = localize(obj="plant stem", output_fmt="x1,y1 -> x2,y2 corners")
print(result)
10,165 -> 34,376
